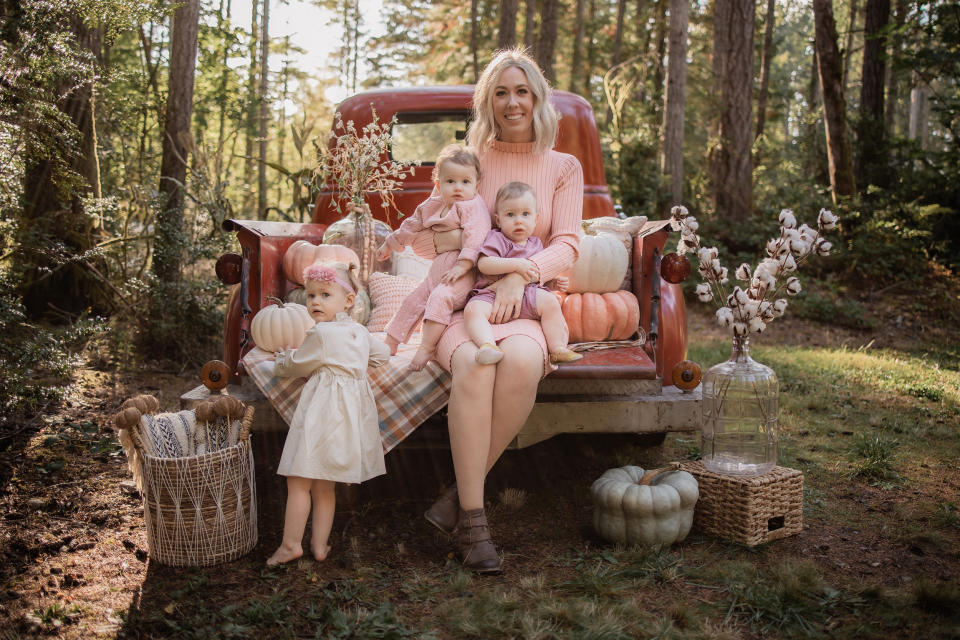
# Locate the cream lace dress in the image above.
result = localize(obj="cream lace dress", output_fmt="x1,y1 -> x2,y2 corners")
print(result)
273,313 -> 390,483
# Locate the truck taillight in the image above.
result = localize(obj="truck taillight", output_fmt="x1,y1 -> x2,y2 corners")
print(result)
216,253 -> 243,284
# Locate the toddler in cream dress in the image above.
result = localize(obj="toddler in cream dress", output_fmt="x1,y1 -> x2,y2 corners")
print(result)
267,261 -> 390,565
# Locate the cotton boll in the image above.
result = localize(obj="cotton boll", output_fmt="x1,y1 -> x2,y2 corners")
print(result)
735,263 -> 751,281
798,223 -> 817,243
671,205 -> 689,219
773,299 -> 788,316
733,322 -> 748,336
695,283 -> 712,301
716,307 -> 734,326
749,316 -> 767,333
779,208 -> 797,229
818,208 -> 838,230
785,277 -> 802,295
718,266 -> 729,285
816,239 -> 832,256
683,216 -> 699,232
779,253 -> 797,273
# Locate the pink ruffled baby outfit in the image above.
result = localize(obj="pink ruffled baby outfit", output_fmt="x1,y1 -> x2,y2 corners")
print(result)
383,194 -> 491,344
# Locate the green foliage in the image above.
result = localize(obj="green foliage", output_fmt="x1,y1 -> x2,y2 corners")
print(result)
135,276 -> 226,368
791,292 -> 875,331
0,272 -> 102,418
846,434 -> 901,485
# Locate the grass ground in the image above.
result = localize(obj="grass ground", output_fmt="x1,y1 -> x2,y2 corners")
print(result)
1,287 -> 959,639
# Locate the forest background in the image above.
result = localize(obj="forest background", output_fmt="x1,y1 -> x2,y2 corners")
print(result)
0,0 -> 958,445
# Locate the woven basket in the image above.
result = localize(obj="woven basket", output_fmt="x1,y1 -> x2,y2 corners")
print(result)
678,460 -> 803,546
129,406 -> 258,566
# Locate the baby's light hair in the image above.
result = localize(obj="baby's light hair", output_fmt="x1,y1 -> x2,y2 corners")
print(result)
495,181 -> 537,214
302,260 -> 361,302
432,144 -> 482,183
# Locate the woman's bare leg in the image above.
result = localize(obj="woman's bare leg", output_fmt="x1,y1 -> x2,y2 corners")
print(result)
448,342 -> 496,510
309,479 -> 335,561
486,335 -> 543,470
267,476 -> 312,565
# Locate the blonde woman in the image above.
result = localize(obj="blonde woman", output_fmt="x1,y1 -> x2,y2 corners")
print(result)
411,48 -> 583,572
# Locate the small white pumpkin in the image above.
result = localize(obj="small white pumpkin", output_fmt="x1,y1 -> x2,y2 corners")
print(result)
582,215 -> 647,252
249,297 -> 314,352
565,232 -> 629,294
591,465 -> 699,546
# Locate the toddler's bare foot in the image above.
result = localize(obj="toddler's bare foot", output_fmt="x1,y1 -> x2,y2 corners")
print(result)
549,347 -> 583,364
311,543 -> 332,562
266,543 -> 303,566
408,346 -> 435,372
475,343 -> 504,365
385,336 -> 400,356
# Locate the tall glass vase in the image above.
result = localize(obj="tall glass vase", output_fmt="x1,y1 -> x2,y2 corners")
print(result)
701,335 -> 779,476
322,204 -> 392,284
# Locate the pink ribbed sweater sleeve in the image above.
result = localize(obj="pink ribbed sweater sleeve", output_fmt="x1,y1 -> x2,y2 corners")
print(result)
528,154 -> 583,282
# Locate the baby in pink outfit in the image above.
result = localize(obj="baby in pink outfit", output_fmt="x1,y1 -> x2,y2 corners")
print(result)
376,145 -> 491,371
464,181 -> 581,365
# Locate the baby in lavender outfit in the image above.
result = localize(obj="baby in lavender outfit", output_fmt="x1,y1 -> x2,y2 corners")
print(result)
464,181 -> 582,365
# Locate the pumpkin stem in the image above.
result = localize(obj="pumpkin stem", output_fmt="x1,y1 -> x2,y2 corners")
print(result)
267,296 -> 284,307
637,462 -> 681,486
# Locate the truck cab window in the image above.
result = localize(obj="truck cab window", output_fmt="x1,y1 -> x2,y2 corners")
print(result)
390,112 -> 471,164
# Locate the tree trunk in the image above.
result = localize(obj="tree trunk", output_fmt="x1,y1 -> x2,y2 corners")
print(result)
524,0 -> 537,49
709,0 -> 754,221
611,0 -> 627,70
909,73 -> 928,149
651,0 -> 668,123
498,0 -> 518,49
536,0 -> 558,82
568,0 -> 586,93
755,0 -> 775,144
470,0 -> 479,82
842,0 -> 858,93
258,0 -> 270,220
884,0 -> 906,135
216,0 -> 233,184
813,0 -> 856,200
857,0 -> 889,187
155,0 -> 200,283
243,0 -> 258,216
584,0 -> 597,96
661,0 -> 688,206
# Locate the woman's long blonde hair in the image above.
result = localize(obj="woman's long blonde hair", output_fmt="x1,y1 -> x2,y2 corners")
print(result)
467,48 -> 558,155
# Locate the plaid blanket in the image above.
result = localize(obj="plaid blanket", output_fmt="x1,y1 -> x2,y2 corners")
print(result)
241,334 -> 451,453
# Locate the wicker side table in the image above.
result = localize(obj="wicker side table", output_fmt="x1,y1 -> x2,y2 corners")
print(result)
678,461 -> 803,546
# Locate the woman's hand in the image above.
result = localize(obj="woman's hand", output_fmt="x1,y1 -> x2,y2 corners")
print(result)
488,272 -> 528,324
433,229 -> 463,253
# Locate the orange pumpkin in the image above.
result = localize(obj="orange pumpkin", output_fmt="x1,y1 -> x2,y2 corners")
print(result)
556,290 -> 640,343
282,241 -> 360,285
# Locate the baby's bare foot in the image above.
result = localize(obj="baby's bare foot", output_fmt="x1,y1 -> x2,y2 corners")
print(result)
408,346 -> 435,372
311,543 -> 332,562
475,343 -> 504,365
385,336 -> 400,356
266,543 -> 303,566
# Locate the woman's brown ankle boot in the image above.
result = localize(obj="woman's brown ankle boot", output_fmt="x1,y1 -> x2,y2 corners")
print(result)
454,508 -> 502,573
424,484 -> 459,534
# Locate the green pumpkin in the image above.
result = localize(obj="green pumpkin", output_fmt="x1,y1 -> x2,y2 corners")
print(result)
591,465 -> 699,546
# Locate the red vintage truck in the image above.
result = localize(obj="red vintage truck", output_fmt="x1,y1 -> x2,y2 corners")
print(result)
194,86 -> 701,448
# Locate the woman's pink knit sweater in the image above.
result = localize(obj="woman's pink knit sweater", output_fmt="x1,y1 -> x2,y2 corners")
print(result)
411,139 -> 584,373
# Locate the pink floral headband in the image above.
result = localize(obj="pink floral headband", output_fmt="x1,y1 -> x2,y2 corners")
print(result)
302,264 -> 355,295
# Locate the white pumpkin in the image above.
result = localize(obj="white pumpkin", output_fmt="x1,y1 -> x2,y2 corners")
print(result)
582,215 -> 647,252
565,232 -> 629,294
591,465 -> 699,546
249,297 -> 314,352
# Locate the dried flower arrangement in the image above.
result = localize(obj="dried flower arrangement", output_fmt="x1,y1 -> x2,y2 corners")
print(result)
670,205 -> 840,336
316,108 -> 419,214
